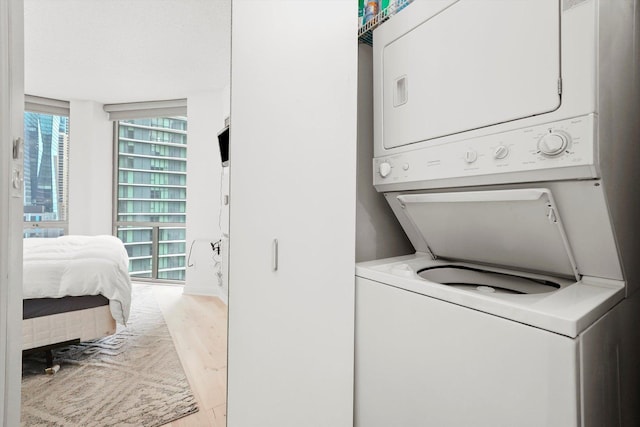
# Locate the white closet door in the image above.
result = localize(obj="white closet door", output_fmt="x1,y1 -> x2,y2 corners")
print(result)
227,2 -> 357,427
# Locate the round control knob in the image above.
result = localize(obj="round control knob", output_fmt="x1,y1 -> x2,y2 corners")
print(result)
379,162 -> 392,178
494,145 -> 509,160
538,132 -> 569,157
464,150 -> 478,164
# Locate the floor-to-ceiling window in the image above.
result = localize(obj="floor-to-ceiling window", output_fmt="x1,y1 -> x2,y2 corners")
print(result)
114,116 -> 187,281
23,96 -> 70,238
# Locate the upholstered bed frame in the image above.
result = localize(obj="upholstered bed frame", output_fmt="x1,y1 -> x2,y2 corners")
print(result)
22,295 -> 117,371
23,295 -> 117,350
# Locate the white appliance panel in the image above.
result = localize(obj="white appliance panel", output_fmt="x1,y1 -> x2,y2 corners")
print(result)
374,115 -> 597,190
382,0 -> 561,149
355,277 -> 580,427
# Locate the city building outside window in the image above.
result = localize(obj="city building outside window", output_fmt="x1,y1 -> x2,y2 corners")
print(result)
23,98 -> 70,238
114,116 -> 187,281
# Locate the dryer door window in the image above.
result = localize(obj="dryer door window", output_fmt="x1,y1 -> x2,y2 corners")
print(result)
382,0 -> 561,149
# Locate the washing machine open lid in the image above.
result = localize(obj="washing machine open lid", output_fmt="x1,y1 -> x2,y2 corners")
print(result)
394,188 -> 580,281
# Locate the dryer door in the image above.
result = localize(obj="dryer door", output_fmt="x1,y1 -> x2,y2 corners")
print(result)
378,0 -> 561,149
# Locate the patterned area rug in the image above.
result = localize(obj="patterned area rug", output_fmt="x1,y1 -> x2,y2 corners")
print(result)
21,284 -> 198,427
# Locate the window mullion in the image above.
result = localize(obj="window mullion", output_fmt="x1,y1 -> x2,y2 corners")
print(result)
151,226 -> 159,279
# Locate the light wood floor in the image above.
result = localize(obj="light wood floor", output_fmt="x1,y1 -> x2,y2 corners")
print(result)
152,285 -> 228,427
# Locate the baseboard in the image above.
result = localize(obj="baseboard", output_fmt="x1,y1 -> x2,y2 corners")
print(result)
182,284 -> 223,298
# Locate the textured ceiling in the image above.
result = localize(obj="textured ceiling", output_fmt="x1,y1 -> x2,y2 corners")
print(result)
24,0 -> 231,104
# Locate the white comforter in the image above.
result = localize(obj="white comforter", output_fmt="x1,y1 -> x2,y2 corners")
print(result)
23,235 -> 132,325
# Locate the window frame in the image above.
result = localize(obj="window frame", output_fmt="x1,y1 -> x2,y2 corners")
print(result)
112,115 -> 188,284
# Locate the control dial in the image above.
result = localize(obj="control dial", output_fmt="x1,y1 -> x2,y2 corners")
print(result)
379,161 -> 392,178
494,145 -> 509,160
538,131 -> 570,157
464,150 -> 478,164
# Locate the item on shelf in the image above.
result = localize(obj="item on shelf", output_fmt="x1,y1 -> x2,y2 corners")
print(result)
364,0 -> 378,24
358,0 -> 414,46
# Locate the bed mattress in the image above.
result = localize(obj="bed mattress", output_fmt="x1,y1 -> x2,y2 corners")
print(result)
23,235 -> 132,325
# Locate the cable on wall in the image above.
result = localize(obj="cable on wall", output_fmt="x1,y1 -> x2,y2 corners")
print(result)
186,238 -> 221,268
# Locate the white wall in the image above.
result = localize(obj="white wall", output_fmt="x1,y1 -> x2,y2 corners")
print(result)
356,44 -> 413,262
219,84 -> 230,301
219,166 -> 229,302
68,100 -> 113,235
183,90 -> 227,297
222,83 -> 230,121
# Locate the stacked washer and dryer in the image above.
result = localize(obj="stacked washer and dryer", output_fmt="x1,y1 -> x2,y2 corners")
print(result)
355,1 -> 640,426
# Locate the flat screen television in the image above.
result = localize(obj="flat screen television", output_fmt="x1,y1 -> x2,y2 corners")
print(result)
218,126 -> 229,166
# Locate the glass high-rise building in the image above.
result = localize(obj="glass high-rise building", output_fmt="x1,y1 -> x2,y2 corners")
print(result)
115,117 -> 187,281
23,111 -> 69,238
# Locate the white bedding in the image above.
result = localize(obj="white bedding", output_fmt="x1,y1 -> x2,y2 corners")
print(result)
23,235 -> 132,325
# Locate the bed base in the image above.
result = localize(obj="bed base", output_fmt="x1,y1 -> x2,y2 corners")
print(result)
22,304 -> 117,374
23,305 -> 116,351
22,339 -> 81,374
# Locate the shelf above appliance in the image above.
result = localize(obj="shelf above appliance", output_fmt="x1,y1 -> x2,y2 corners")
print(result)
358,0 -> 413,46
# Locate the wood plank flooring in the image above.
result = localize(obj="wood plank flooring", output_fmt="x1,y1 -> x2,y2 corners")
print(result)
152,285 -> 227,427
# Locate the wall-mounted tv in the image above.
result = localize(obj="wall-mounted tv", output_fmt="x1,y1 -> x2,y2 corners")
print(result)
218,126 -> 229,167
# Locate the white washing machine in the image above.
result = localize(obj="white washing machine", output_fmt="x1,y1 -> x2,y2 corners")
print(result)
355,190 -> 637,426
356,0 -> 640,426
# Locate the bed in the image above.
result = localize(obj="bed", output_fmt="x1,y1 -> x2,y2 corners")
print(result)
22,235 -> 132,370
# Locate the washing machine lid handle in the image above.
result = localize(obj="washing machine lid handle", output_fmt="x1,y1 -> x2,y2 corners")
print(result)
395,188 -> 580,281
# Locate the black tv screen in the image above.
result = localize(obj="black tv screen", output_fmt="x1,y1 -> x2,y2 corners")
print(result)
218,126 -> 229,166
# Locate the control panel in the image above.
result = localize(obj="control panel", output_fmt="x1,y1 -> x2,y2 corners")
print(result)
374,115 -> 595,187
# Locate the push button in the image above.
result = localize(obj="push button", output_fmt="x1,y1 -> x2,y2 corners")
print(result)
464,150 -> 478,164
379,162 -> 392,178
